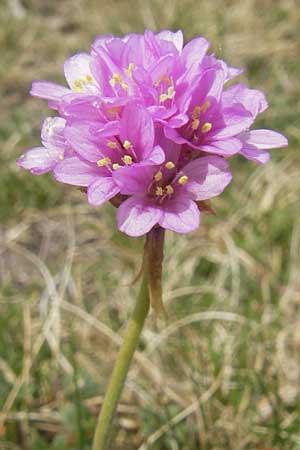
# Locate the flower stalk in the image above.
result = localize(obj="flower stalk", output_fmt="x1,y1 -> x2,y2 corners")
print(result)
92,240 -> 151,450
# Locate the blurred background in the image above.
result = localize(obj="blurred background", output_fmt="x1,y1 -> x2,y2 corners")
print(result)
1,0 -> 300,449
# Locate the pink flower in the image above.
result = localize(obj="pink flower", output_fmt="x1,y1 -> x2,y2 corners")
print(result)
17,30 -> 288,236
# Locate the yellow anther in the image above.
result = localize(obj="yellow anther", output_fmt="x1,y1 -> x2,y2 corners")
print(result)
199,100 -> 211,113
109,73 -> 128,91
191,119 -> 200,130
191,106 -> 201,119
59,154 -> 64,161
107,141 -> 117,148
155,187 -> 164,196
154,170 -> 163,181
159,93 -> 169,103
165,161 -> 175,169
159,86 -> 176,103
97,157 -> 111,167
112,163 -> 121,170
201,122 -> 212,133
121,82 -> 129,91
122,155 -> 133,165
167,86 -> 175,98
178,175 -> 189,185
123,140 -> 132,150
73,79 -> 85,92
126,63 -> 135,77
165,185 -> 174,194
86,74 -> 94,83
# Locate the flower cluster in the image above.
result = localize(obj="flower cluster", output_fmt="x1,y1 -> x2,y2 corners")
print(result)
17,30 -> 287,236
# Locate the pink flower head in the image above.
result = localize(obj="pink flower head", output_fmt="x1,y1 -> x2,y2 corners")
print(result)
17,30 -> 288,236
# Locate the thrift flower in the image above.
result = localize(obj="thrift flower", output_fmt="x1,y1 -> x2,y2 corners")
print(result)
17,29 -> 288,237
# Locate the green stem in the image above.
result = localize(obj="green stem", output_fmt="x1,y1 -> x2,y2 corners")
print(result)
92,266 -> 150,450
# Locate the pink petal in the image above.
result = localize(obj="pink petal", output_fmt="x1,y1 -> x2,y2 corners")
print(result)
87,177 -> 119,206
241,129 -> 288,149
53,156 -> 102,186
17,147 -> 60,175
30,81 -> 70,102
120,102 -> 154,159
156,30 -> 184,52
113,165 -> 154,195
201,137 -> 242,156
159,195 -> 200,233
117,196 -> 162,237
64,53 -> 96,92
41,117 -> 66,150
182,37 -> 210,72
212,105 -> 254,139
143,145 -> 165,165
222,84 -> 268,116
182,155 -> 232,200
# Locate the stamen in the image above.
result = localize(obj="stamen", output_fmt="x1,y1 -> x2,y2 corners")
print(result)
159,93 -> 169,103
73,79 -> 85,92
154,170 -> 163,181
167,86 -> 175,98
201,122 -> 212,133
191,119 -> 200,130
59,154 -> 64,161
159,85 -> 176,103
199,100 -> 211,113
122,155 -> 133,165
191,106 -> 201,119
109,73 -> 128,91
97,157 -> 111,167
85,74 -> 94,83
165,185 -> 174,194
107,141 -> 117,148
126,63 -> 135,77
178,175 -> 189,185
123,140 -> 132,150
112,163 -> 121,170
165,161 -> 175,169
155,187 -> 164,196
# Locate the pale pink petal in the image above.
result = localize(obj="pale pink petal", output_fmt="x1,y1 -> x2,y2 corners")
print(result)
159,195 -> 200,233
30,81 -> 70,101
120,102 -> 154,159
113,165 -> 154,195
117,196 -> 162,237
17,147 -> 60,175
87,177 -> 119,206
241,129 -> 288,149
64,53 -> 96,91
156,30 -> 183,52
53,156 -> 102,186
201,137 -> 242,156
182,155 -> 232,200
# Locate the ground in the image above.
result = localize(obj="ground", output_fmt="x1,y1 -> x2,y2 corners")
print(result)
1,0 -> 300,449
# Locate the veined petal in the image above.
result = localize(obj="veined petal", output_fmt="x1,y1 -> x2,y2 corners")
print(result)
113,165 -> 155,195
17,146 -> 60,175
120,102 -> 154,159
159,194 -> 200,233
222,84 -> 268,117
87,177 -> 119,206
212,105 -> 254,139
182,155 -> 232,200
117,196 -> 162,237
156,30 -> 184,52
201,137 -> 242,156
54,156 -> 103,186
64,53 -> 97,92
240,129 -> 288,149
30,81 -> 70,101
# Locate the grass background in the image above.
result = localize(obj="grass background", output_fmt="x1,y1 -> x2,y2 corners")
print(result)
1,0 -> 300,449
